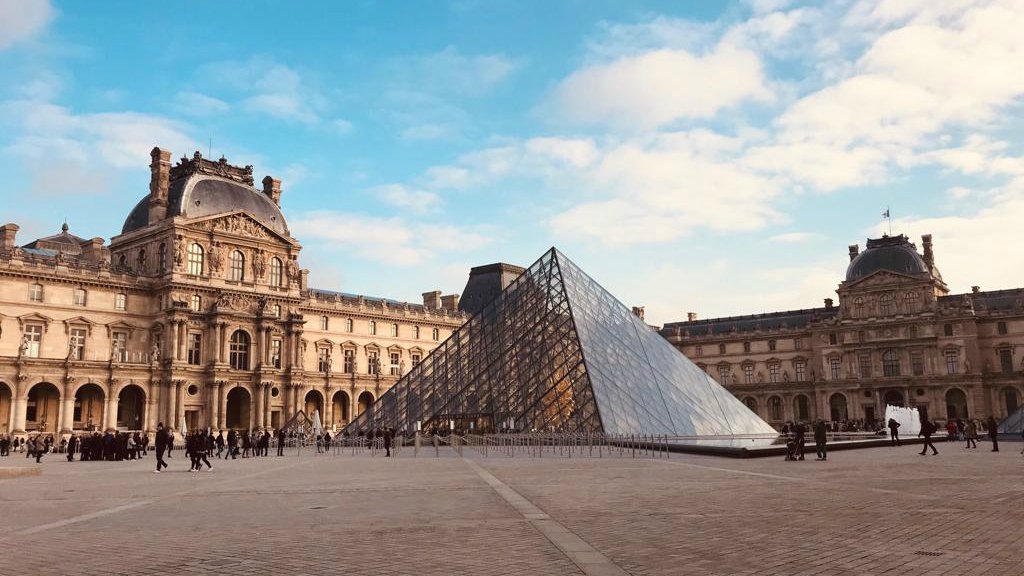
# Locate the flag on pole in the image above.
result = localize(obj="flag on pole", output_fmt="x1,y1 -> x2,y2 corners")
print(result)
882,209 -> 890,218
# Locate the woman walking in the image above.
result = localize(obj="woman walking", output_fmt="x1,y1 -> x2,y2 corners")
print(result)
965,419 -> 978,449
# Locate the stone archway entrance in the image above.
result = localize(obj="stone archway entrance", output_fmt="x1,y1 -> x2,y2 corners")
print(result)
27,382 -> 61,433
74,383 -> 105,431
945,388 -> 968,420
357,391 -> 374,417
829,393 -> 848,422
0,382 -> 11,433
332,391 -> 350,426
117,385 -> 146,430
304,390 -> 324,418
226,387 -> 252,430
883,390 -> 904,407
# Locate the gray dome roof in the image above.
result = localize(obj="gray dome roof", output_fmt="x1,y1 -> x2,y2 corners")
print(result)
846,235 -> 929,282
122,175 -> 289,236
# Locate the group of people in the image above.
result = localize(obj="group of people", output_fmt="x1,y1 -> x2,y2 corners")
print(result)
782,419 -> 830,462
0,434 -> 53,462
888,415 -> 1010,455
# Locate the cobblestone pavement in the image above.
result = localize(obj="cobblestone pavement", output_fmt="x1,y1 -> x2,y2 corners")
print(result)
1,440 -> 1022,575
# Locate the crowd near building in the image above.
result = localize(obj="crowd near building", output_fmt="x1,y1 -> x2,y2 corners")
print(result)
661,234 -> 1024,429
0,148 -> 464,438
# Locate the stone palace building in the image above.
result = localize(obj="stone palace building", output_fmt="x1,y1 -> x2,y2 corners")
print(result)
661,234 -> 1024,428
0,148 -> 464,436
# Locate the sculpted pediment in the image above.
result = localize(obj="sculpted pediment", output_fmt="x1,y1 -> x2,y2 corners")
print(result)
844,270 -> 919,290
186,211 -> 294,244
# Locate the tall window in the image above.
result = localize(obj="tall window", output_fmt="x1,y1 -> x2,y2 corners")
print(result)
187,243 -> 204,275
369,321 -> 377,335
190,294 -> 201,312
187,333 -> 202,365
854,297 -> 865,317
367,350 -> 379,375
73,288 -> 87,306
903,292 -> 919,313
413,325 -> 420,339
695,345 -> 703,357
112,331 -> 128,362
229,330 -> 250,370
998,321 -> 1008,335
859,353 -> 872,378
270,339 -> 281,369
321,316 -> 329,331
23,325 -> 42,357
70,328 -> 87,360
794,339 -> 802,351
795,361 -> 806,382
911,351 -> 925,376
769,362 -> 780,383
318,347 -> 331,372
390,352 -> 400,376
743,341 -> 751,353
158,243 -> 166,273
999,348 -> 1014,373
229,250 -> 245,281
945,349 -> 959,375
768,396 -> 782,420
768,340 -> 776,352
432,327 -> 440,341
882,350 -> 900,377
28,283 -> 43,302
411,352 -> 421,366
909,326 -> 918,339
137,249 -> 147,273
343,349 -> 355,374
269,257 -> 283,287
829,333 -> 838,345
346,318 -> 354,332
879,294 -> 894,316
830,357 -> 841,380
743,365 -> 754,384
114,293 -> 127,311
944,323 -> 954,337
391,323 -> 399,337
857,330 -> 866,343
272,304 -> 281,318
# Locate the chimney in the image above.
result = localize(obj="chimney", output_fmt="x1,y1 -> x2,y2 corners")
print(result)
921,234 -> 934,271
422,290 -> 442,309
848,244 -> 859,261
262,176 -> 282,206
81,237 -> 105,262
441,294 -> 460,311
824,298 -> 834,310
0,223 -> 18,251
631,306 -> 645,321
148,147 -> 172,225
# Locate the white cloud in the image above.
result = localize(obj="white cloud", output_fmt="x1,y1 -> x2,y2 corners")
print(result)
414,46 -> 521,96
549,40 -> 772,129
199,58 -> 324,124
769,232 -> 820,243
174,91 -> 230,116
368,184 -> 441,214
243,93 -> 318,124
0,0 -> 55,50
290,210 -> 492,266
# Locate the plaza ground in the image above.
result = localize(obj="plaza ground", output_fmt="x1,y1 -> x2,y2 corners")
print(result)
1,440 -> 1022,576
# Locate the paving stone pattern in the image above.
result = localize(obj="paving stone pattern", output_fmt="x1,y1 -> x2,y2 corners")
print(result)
1,441 -> 1022,575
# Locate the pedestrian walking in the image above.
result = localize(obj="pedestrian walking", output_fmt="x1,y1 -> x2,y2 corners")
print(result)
965,419 -> 978,449
66,434 -> 78,462
276,428 -> 286,456
383,427 -> 393,457
813,419 -> 827,461
154,422 -> 169,473
888,418 -> 901,446
33,434 -> 46,463
986,416 -> 999,452
918,419 -> 938,455
793,421 -> 806,461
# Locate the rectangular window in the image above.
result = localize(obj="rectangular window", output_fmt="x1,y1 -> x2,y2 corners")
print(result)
24,324 -> 43,358
743,342 -> 751,353
857,331 -> 866,343
743,365 -> 754,384
390,352 -> 400,376
945,350 -> 959,375
830,358 -> 841,380
115,293 -> 127,311
432,328 -> 439,341
1000,348 -> 1014,373
794,339 -> 802,351
944,323 -> 954,337
112,331 -> 128,362
411,353 -> 421,366
70,328 -> 87,361
413,325 -> 420,339
321,316 -> 329,330
829,333 -> 838,346
718,366 -> 730,384
270,339 -> 282,369
998,321 -> 1008,335
187,333 -> 202,366
718,343 -> 726,355
73,289 -> 87,306
695,345 -> 703,357
769,363 -> 780,383
346,318 -> 353,332
318,347 -> 331,372
391,323 -> 399,337
367,351 -> 379,375
369,321 -> 377,336
29,283 -> 43,302
911,351 -> 925,376
859,353 -> 872,378
343,349 -> 355,374
883,351 -> 900,377
795,361 -> 806,382
768,340 -> 776,352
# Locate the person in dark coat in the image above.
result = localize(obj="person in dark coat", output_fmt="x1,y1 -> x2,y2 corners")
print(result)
383,427 -> 393,457
227,429 -> 238,459
813,419 -> 828,461
793,421 -> 806,461
888,418 -> 901,447
215,431 -> 225,458
986,416 -> 999,451
154,423 -> 169,473
918,419 -> 938,455
66,434 -> 78,462
276,429 -> 286,456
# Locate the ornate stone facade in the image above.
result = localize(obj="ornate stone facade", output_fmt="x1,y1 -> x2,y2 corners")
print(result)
661,234 -> 1023,429
0,148 -> 464,436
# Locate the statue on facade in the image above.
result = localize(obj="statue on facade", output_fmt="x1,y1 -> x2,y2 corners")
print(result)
67,339 -> 77,361
111,340 -> 122,363
252,250 -> 266,279
18,335 -> 30,359
208,242 -> 223,274
150,344 -> 161,364
173,235 -> 185,267
285,257 -> 299,283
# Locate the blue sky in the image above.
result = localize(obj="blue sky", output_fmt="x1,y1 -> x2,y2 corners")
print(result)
2,0 -> 1024,324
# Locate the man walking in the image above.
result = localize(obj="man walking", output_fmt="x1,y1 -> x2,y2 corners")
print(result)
277,428 -> 286,456
814,419 -> 828,461
154,422 -> 169,473
919,419 -> 938,456
986,416 -> 999,451
888,418 -> 901,447
383,427 -> 393,458
793,421 -> 806,461
66,434 -> 78,462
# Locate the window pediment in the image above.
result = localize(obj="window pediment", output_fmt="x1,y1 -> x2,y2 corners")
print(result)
63,316 -> 97,335
105,320 -> 138,337
18,312 -> 53,331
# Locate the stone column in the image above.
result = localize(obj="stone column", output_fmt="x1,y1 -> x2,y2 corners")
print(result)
254,383 -> 265,430
209,383 -> 219,431
264,327 -> 272,365
12,389 -> 27,434
173,381 -> 183,429
61,380 -> 75,433
217,381 -> 226,430
324,385 -> 333,428
219,323 -> 229,365
104,385 -> 118,431
170,321 -> 179,362
177,321 -> 187,362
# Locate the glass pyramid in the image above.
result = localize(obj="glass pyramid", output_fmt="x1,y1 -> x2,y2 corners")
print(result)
346,248 -> 776,437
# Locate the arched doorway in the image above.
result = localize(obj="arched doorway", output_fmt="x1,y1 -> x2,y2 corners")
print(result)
742,396 -> 758,415
27,382 -> 61,433
767,396 -> 782,421
117,385 -> 146,430
829,393 -> 848,422
74,383 -> 105,431
883,390 -> 904,407
332,391 -> 350,426
1003,387 -> 1020,416
304,390 -> 324,419
0,382 -> 11,433
226,387 -> 252,430
793,395 -> 810,421
945,388 -> 969,420
357,391 -> 374,417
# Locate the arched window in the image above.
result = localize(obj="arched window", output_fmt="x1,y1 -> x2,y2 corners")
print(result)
269,257 -> 283,287
432,327 -> 440,341
229,250 -> 245,281
413,325 -> 420,339
882,349 -> 900,377
903,291 -> 919,313
187,243 -> 204,275
768,396 -> 782,420
369,320 -> 377,335
853,297 -> 865,317
879,294 -> 894,316
794,395 -> 810,420
229,330 -> 250,370
190,294 -> 201,312
391,323 -> 399,337
743,397 -> 758,413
